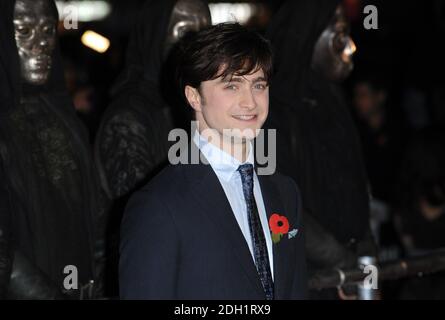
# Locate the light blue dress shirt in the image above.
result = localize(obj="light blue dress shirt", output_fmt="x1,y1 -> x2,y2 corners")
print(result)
193,131 -> 274,279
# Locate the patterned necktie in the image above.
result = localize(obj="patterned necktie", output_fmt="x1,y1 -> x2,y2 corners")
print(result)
238,163 -> 274,300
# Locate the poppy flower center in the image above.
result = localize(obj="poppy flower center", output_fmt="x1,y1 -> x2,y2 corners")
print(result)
278,221 -> 283,227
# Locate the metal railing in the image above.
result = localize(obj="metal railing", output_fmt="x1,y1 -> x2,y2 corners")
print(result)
309,249 -> 445,290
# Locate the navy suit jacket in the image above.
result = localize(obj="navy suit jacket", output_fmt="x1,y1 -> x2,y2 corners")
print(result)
119,161 -> 307,299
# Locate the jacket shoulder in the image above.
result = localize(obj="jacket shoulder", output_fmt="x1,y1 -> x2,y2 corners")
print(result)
127,164 -> 191,210
140,163 -> 187,191
268,171 -> 301,196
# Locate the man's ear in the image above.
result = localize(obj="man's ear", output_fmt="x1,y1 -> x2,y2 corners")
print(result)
185,85 -> 202,112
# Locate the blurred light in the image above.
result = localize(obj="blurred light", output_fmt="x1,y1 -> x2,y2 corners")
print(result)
56,1 -> 112,22
81,30 -> 110,53
209,3 -> 258,25
345,39 -> 357,56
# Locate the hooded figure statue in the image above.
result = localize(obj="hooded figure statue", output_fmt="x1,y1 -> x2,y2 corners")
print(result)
0,0 -> 104,299
95,0 -> 211,201
93,0 -> 211,297
266,0 -> 376,298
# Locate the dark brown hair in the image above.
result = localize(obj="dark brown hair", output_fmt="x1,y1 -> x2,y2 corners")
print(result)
176,23 -> 273,101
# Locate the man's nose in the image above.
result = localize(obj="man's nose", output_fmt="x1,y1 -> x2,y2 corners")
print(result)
239,88 -> 257,109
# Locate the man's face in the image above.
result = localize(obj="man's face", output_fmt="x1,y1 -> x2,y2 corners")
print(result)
188,68 -> 269,143
13,0 -> 57,85
164,0 -> 211,57
311,4 -> 356,82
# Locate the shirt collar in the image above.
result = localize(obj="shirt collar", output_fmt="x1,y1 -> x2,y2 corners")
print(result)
193,130 -> 254,182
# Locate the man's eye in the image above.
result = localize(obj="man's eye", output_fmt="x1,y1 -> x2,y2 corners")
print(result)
225,84 -> 237,91
254,83 -> 267,90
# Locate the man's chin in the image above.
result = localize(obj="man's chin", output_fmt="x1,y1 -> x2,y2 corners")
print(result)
224,136 -> 257,148
223,127 -> 261,141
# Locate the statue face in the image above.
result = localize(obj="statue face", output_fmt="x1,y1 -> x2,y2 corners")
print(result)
311,4 -> 356,82
164,0 -> 211,57
13,0 -> 57,85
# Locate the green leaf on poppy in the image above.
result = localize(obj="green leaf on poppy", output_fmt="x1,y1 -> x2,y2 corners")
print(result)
272,233 -> 282,244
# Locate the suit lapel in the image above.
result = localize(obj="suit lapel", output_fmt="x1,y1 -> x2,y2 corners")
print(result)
257,173 -> 297,300
186,162 -> 265,297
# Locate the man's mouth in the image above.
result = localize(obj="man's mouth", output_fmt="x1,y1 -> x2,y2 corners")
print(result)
232,115 -> 257,121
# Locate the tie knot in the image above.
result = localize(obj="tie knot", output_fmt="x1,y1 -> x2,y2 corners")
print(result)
238,163 -> 254,192
238,163 -> 254,178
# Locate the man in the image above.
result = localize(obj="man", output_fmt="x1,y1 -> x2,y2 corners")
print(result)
119,23 -> 307,300
266,0 -> 376,298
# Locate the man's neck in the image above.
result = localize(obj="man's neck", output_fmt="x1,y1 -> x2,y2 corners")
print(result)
199,129 -> 249,163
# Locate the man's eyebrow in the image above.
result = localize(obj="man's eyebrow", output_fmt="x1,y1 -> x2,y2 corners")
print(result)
220,77 -> 244,83
220,76 -> 267,84
252,77 -> 267,83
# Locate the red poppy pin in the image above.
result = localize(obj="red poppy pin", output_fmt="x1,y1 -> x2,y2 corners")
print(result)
269,213 -> 298,244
